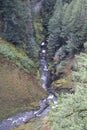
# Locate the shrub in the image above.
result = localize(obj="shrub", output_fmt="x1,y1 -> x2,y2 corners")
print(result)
48,53 -> 87,130
0,39 -> 35,72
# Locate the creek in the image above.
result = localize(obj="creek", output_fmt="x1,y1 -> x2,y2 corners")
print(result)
0,41 -> 57,130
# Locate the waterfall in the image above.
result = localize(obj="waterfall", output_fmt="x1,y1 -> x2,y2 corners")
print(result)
39,41 -> 51,90
39,41 -> 57,101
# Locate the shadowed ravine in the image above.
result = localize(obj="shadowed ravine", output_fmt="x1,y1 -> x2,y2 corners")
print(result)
0,41 -> 57,130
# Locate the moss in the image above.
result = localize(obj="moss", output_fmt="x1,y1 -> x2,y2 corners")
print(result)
52,78 -> 72,88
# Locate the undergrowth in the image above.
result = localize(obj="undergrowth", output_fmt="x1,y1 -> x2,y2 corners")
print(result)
0,38 -> 36,72
48,53 -> 87,130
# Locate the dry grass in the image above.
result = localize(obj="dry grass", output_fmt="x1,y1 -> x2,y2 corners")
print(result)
12,117 -> 50,130
0,56 -> 46,120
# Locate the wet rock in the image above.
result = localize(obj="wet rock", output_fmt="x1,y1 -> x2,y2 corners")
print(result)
0,111 -> 35,130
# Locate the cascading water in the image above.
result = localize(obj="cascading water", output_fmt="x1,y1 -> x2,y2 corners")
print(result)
39,42 -> 51,90
34,41 -> 57,116
0,41 -> 57,130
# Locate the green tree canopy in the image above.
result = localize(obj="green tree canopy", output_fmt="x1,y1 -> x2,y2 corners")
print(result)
47,0 -> 87,59
48,53 -> 87,130
0,0 -> 39,58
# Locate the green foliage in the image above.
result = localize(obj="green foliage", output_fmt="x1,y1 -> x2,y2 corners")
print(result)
26,37 -> 39,59
40,0 -> 56,37
48,53 -> 87,130
34,17 -> 44,43
0,0 -> 26,44
47,0 -> 87,58
0,0 -> 39,58
49,87 -> 87,130
84,42 -> 87,53
62,0 -> 87,49
0,39 -> 36,72
47,0 -> 64,58
72,53 -> 87,87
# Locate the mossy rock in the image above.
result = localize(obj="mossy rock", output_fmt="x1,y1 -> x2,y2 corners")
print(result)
52,78 -> 72,89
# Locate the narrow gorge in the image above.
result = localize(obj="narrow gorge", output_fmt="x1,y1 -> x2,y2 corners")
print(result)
0,41 -> 57,130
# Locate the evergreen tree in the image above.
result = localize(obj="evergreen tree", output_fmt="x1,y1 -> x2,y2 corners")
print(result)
48,53 -> 87,130
47,0 -> 64,58
47,0 -> 87,59
0,0 -> 3,32
0,0 -> 39,58
40,0 -> 56,37
0,0 -> 25,45
62,0 -> 87,51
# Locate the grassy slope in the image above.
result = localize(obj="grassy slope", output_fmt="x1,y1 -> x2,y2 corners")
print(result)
0,39 -> 46,120
13,53 -> 87,130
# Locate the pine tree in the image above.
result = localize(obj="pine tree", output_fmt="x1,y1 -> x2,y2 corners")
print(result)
0,0 -> 25,45
0,0 -> 39,58
47,0 -> 64,58
47,0 -> 87,59
40,0 -> 56,37
62,0 -> 87,51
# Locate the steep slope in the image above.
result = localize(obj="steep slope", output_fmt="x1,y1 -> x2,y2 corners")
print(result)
0,39 -> 46,121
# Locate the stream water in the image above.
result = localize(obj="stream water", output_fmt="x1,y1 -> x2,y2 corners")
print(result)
0,41 -> 57,130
